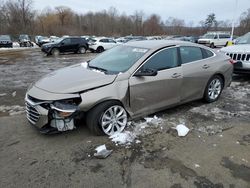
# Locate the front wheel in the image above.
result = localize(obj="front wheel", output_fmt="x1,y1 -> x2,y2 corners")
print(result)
210,43 -> 215,48
86,101 -> 128,136
51,48 -> 60,56
204,75 -> 224,103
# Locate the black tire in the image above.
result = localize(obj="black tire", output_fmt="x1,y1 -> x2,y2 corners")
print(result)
210,43 -> 215,48
96,46 -> 104,53
78,47 -> 86,54
204,75 -> 224,103
51,48 -> 60,56
86,101 -> 127,136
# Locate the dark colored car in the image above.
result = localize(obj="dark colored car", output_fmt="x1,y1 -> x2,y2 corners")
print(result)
41,37 -> 89,56
18,34 -> 33,47
0,35 -> 13,48
37,36 -> 50,47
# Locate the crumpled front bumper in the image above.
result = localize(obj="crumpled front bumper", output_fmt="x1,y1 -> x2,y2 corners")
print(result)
25,95 -> 49,129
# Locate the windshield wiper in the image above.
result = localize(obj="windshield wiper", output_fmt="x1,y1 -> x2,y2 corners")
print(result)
88,65 -> 108,73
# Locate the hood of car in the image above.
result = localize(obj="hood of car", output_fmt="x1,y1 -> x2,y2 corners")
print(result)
34,63 -> 117,94
221,44 -> 250,54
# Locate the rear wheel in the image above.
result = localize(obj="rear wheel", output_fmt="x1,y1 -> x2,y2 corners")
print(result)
96,46 -> 104,53
51,48 -> 60,56
204,75 -> 224,103
78,47 -> 86,54
86,101 -> 128,136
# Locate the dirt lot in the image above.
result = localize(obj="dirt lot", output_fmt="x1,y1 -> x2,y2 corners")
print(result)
0,48 -> 250,188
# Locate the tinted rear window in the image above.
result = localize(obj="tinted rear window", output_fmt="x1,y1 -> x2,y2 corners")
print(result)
180,46 -> 203,64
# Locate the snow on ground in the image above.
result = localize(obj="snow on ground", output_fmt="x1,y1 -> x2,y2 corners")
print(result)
0,105 -> 25,116
109,116 -> 164,146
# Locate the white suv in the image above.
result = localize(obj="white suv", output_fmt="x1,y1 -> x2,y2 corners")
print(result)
89,37 -> 119,53
198,32 -> 231,48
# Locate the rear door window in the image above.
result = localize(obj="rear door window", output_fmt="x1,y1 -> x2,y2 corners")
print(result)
180,46 -> 203,64
143,47 -> 179,71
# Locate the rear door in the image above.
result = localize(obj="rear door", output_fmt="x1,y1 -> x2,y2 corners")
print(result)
129,47 -> 182,116
180,46 -> 214,102
59,38 -> 72,52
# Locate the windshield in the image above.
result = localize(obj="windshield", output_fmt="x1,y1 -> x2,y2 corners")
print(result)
54,37 -> 64,43
0,35 -> 11,40
88,45 -> 148,74
236,33 -> 250,44
202,34 -> 215,39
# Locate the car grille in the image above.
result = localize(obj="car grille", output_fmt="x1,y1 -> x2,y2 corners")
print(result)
226,53 -> 250,62
25,101 -> 40,124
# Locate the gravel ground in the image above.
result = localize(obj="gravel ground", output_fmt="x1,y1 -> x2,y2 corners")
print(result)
0,48 -> 249,188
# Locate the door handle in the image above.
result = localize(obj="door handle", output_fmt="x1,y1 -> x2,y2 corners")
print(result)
171,73 -> 181,78
202,64 -> 210,69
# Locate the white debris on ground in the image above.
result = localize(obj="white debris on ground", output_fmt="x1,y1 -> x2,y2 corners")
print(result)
194,164 -> 200,168
0,105 -> 25,116
109,131 -> 136,145
0,93 -> 7,97
109,116 -> 163,146
174,124 -> 190,137
12,91 -> 16,97
94,144 -> 113,159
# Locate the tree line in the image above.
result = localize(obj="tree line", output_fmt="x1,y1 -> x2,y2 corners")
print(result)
0,0 -> 249,37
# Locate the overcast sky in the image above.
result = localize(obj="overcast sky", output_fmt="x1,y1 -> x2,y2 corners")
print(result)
34,0 -> 250,25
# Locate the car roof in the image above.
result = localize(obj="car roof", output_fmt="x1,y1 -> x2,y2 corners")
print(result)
124,40 -> 200,50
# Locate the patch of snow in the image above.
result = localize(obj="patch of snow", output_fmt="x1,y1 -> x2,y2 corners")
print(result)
0,105 -> 25,116
110,131 -> 136,145
80,62 -> 88,68
174,124 -> 190,137
194,164 -> 200,168
12,91 -> 16,97
0,93 -> 7,97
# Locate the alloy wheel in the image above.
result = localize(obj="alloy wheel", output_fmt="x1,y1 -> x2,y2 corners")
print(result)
101,105 -> 127,135
208,78 -> 222,100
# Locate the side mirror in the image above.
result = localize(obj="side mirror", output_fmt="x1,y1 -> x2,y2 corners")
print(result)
61,42 -> 65,45
134,68 -> 158,77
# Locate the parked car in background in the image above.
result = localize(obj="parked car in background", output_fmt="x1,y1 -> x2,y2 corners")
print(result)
18,34 -> 33,47
88,37 -> 118,53
198,32 -> 231,48
0,35 -> 13,48
220,32 -> 250,74
41,36 -> 88,56
115,37 -> 128,43
124,36 -> 147,42
37,36 -> 50,47
35,35 -> 42,45
49,36 -> 59,43
25,40 -> 232,135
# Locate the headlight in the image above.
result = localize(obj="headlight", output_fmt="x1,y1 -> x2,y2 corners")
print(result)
50,100 -> 80,118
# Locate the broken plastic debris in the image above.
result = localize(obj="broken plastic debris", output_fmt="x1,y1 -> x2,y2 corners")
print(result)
94,144 -> 112,159
175,124 -> 190,137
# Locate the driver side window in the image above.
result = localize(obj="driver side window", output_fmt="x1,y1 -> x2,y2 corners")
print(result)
62,38 -> 71,45
142,47 -> 178,71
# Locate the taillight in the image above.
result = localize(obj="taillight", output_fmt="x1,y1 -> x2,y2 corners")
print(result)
229,59 -> 236,64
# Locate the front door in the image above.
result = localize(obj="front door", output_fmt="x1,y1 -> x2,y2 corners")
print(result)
129,47 -> 182,116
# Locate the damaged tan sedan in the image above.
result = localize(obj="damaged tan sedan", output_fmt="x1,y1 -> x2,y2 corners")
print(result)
25,40 -> 233,135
